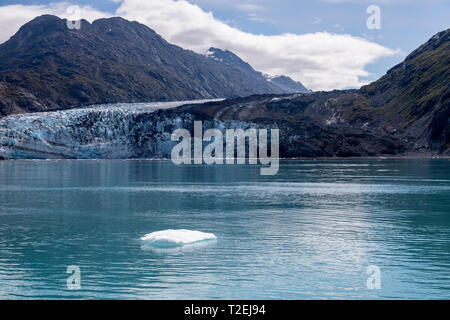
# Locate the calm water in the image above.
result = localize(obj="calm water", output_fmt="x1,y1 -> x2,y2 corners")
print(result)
0,159 -> 449,299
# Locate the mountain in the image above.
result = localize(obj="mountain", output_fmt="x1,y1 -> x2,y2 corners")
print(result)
204,47 -> 309,94
360,29 -> 450,153
264,75 -> 310,94
0,28 -> 448,159
0,15 -> 309,117
178,28 -> 450,156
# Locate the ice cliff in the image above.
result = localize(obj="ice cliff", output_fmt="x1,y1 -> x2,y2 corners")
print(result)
0,100 -> 225,159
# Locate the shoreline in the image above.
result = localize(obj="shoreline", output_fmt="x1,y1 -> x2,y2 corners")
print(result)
1,154 -> 449,162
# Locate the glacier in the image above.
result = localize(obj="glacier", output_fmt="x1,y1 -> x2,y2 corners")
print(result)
0,100 -> 229,160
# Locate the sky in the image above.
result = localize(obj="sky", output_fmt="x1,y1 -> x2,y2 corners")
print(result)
0,0 -> 448,91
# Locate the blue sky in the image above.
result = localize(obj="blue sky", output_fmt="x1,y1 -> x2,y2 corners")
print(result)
193,0 -> 449,80
0,0 -> 448,90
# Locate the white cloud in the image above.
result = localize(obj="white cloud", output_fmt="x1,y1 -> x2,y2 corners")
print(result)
320,0 -> 432,4
320,0 -> 409,3
0,0 -> 400,90
192,0 -> 266,12
0,2 -> 109,44
238,4 -> 265,11
115,0 -> 399,90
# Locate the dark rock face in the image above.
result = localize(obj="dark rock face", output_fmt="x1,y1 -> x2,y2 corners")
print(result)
0,15 -> 309,117
359,29 -> 450,153
268,75 -> 310,94
175,94 -> 406,158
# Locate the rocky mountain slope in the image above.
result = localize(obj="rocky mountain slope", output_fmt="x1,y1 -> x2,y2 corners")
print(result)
0,15 -> 308,117
360,29 -> 450,153
178,28 -> 450,156
204,47 -> 309,94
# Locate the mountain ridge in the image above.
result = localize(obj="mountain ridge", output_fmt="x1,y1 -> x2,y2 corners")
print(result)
204,47 -> 309,94
0,15 -> 309,117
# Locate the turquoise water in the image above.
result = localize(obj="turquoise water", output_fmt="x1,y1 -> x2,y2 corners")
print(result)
0,159 -> 449,299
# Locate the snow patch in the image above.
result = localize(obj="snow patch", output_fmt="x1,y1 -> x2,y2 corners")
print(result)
204,49 -> 215,58
263,73 -> 278,82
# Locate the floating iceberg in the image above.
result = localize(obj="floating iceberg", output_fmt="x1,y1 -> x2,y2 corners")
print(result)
140,229 -> 217,248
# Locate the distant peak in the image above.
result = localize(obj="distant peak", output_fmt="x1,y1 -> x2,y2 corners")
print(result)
206,47 -> 227,53
204,48 -> 309,93
92,16 -> 158,37
12,14 -> 71,42
93,16 -> 136,26
205,47 -> 231,57
263,73 -> 276,81
22,14 -> 64,27
30,14 -> 62,22
26,14 -> 91,27
204,47 -> 248,65
204,48 -> 215,57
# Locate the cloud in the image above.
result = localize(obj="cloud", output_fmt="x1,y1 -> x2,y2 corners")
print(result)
237,3 -> 265,12
192,0 -> 266,12
320,0 -> 422,3
115,0 -> 399,90
0,2 -> 109,44
0,0 -> 400,90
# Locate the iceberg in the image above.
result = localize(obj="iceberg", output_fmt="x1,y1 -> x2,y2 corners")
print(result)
140,229 -> 217,247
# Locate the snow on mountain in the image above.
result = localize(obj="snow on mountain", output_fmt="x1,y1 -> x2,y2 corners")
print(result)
204,47 -> 309,93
